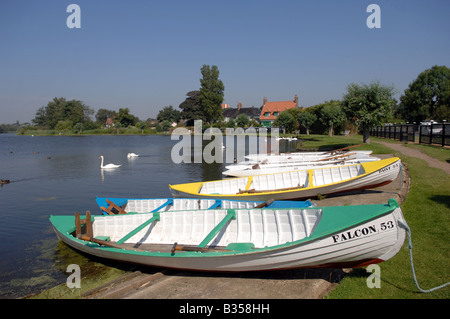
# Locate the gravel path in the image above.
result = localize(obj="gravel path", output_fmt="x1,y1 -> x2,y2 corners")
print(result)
376,141 -> 450,174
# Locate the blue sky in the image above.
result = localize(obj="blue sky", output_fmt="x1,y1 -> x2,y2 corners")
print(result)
1,0 -> 449,124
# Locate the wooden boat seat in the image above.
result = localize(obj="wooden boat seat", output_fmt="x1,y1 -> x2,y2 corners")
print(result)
100,199 -> 127,215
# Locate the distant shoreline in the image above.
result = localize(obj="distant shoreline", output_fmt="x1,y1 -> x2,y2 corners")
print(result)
6,128 -> 291,138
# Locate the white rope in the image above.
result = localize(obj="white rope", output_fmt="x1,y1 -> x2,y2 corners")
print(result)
398,220 -> 450,293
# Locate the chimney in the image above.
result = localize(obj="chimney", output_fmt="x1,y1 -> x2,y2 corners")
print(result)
294,94 -> 298,107
263,97 -> 267,105
238,102 -> 242,110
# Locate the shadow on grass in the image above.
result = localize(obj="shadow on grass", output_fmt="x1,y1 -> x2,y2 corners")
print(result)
316,143 -> 360,151
344,267 -> 421,294
429,195 -> 450,209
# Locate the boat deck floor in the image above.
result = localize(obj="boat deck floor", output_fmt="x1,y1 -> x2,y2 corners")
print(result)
111,242 -> 230,254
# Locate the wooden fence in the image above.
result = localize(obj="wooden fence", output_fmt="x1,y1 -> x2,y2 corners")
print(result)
370,123 -> 450,147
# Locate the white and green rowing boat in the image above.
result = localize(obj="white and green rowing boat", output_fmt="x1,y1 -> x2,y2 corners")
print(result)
50,198 -> 407,272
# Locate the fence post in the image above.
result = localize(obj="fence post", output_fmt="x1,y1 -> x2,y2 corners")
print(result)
429,124 -> 432,144
419,125 -> 423,144
442,124 -> 446,147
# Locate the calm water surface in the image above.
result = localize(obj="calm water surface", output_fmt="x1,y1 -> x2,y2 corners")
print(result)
0,133 -> 295,298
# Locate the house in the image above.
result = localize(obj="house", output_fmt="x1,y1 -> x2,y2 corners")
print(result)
222,103 -> 261,123
105,117 -> 113,128
260,95 -> 299,127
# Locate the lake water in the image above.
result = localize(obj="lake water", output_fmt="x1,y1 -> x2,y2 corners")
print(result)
0,133 -> 296,298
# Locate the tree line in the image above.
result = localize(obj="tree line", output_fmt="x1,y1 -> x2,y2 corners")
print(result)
272,65 -> 449,143
3,64 -> 448,142
158,64 -> 449,142
15,64 -> 224,134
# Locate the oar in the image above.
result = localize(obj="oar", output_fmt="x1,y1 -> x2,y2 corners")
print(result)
314,152 -> 356,162
254,199 -> 275,208
328,144 -> 362,154
80,235 -> 146,252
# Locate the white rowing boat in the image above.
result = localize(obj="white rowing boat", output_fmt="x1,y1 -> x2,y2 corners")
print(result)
50,198 -> 407,271
223,157 -> 380,177
244,150 -> 374,163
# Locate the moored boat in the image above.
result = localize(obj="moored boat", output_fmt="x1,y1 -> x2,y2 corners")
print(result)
244,150 -> 374,164
95,197 -> 313,215
170,157 -> 402,201
49,198 -> 407,272
223,157 -> 380,177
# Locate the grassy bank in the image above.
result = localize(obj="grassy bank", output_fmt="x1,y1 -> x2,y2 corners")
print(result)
298,135 -> 449,298
304,135 -> 449,299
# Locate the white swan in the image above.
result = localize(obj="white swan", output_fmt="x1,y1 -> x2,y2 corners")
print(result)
99,156 -> 121,169
127,153 -> 139,158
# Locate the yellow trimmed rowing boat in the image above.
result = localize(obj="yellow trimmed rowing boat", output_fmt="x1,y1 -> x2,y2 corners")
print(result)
169,157 -> 401,201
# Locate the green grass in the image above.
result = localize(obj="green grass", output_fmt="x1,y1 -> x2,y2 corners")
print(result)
313,135 -> 450,299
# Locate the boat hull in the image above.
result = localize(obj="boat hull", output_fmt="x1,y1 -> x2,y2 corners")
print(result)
50,201 -> 406,272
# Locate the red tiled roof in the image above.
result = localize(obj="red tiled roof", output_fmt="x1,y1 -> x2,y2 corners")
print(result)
260,101 -> 297,121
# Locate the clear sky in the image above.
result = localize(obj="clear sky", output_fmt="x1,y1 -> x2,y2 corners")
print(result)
1,0 -> 449,124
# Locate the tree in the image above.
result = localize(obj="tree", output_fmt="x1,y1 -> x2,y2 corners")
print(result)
342,81 -> 397,143
319,100 -> 345,136
297,111 -> 317,135
96,108 -> 117,125
32,97 -> 67,128
199,65 -> 224,125
117,108 -> 138,127
399,65 -> 450,123
179,90 -> 205,125
64,100 -> 94,125
55,120 -> 73,131
32,97 -> 95,129
74,122 -> 83,134
273,111 -> 295,133
157,105 -> 181,123
236,114 -> 249,127
161,120 -> 172,132
226,118 -> 236,128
